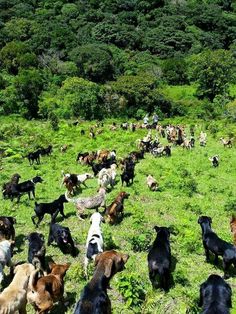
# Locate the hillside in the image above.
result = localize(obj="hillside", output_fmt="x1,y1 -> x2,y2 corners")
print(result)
1,117 -> 236,313
0,0 -> 236,120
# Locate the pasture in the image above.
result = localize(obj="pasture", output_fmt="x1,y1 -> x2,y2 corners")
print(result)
1,116 -> 236,313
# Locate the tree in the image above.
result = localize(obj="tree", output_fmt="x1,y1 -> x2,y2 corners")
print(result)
69,44 -> 114,82
190,49 -> 235,101
0,41 -> 29,74
107,73 -> 171,116
161,58 -> 189,85
39,77 -> 103,120
13,68 -> 45,118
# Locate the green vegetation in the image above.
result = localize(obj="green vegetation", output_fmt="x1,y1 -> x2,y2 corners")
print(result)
0,1 -> 235,120
1,116 -> 236,313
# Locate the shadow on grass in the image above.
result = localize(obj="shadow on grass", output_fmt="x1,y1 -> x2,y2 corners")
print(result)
15,233 -> 26,253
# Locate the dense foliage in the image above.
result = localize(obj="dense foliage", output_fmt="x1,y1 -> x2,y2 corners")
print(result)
0,0 -> 236,119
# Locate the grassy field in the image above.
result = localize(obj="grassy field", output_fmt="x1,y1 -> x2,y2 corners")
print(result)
1,116 -> 236,313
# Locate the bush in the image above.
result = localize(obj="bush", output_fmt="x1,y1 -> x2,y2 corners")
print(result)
48,112 -> 59,131
224,199 -> 236,212
179,178 -> 198,197
116,273 -> 146,308
129,231 -> 152,252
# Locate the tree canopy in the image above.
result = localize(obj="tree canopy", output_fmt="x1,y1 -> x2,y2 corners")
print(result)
0,0 -> 235,119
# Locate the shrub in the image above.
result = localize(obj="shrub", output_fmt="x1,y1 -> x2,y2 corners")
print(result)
179,178 -> 198,197
129,231 -> 152,252
116,273 -> 146,308
224,199 -> 236,212
48,112 -> 59,131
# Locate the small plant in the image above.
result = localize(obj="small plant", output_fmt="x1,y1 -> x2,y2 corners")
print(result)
183,202 -> 202,215
67,262 -> 85,282
103,229 -> 118,250
129,231 -> 152,252
179,178 -> 198,197
116,273 -> 146,308
224,199 -> 236,212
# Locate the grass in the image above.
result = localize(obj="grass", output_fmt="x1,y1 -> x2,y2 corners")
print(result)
1,116 -> 236,313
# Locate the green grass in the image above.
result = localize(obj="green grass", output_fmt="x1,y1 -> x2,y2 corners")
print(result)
1,116 -> 236,313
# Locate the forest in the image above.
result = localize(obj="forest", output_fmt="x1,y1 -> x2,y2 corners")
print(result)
0,0 -> 236,120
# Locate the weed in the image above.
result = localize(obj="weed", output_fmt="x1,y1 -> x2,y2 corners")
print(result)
116,273 -> 146,308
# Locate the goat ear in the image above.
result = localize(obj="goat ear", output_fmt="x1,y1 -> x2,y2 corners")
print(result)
197,217 -> 202,224
208,217 -> 212,223
154,226 -> 160,233
40,234 -> 44,241
104,258 -> 113,278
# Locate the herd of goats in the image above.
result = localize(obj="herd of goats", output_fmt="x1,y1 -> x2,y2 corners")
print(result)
0,121 -> 235,314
